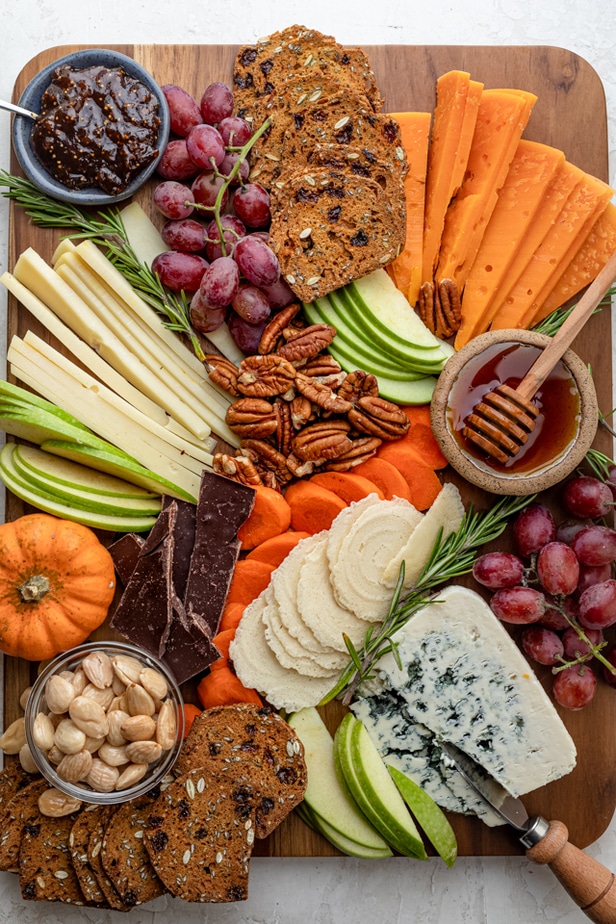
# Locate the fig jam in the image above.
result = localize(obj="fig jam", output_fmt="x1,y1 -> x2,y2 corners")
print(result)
31,64 -> 161,195
447,341 -> 581,475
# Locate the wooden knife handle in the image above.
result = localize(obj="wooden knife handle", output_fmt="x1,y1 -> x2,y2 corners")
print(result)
526,820 -> 616,923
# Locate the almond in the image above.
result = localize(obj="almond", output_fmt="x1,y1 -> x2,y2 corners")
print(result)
69,696 -> 109,739
139,667 -> 168,702
121,714 -> 156,742
54,718 -> 87,755
97,741 -> 129,767
125,683 -> 155,717
32,712 -> 55,751
115,762 -> 148,790
82,651 -> 114,689
107,710 -> 130,747
38,788 -> 82,817
156,701 -> 177,750
0,717 -> 26,754
86,758 -> 120,793
112,655 -> 144,686
56,749 -> 93,783
45,675 -> 77,714
125,740 -> 163,764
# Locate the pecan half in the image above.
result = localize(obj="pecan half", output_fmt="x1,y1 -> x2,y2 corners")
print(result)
236,354 -> 297,397
418,282 -> 438,335
225,398 -> 278,439
258,303 -> 302,354
286,453 -> 316,478
212,452 -> 263,486
240,438 -> 294,484
204,353 -> 240,396
294,372 -> 353,414
278,324 -> 337,362
301,354 -> 343,378
437,278 -> 462,337
337,370 -> 379,403
289,395 -> 316,430
273,399 -> 293,455
291,420 -> 353,462
324,437 -> 383,471
348,396 -> 411,440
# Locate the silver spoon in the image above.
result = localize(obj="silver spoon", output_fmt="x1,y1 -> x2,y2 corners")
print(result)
0,99 -> 39,120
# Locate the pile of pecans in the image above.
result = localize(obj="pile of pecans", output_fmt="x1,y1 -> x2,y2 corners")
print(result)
208,303 -> 411,489
25,649 -> 178,810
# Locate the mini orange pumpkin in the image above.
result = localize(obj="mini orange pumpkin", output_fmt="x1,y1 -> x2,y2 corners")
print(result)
0,513 -> 116,661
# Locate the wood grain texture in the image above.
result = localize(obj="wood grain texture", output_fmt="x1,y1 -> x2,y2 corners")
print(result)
5,43 -> 614,860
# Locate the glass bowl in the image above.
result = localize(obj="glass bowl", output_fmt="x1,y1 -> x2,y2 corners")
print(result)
24,640 -> 185,805
12,48 -> 170,206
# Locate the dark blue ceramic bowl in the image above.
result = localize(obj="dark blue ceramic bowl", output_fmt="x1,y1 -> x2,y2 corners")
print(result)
12,48 -> 170,206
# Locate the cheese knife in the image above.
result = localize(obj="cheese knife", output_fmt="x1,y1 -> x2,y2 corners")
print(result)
439,739 -> 616,923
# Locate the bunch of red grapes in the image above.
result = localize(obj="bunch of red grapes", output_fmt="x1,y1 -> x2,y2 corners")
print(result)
151,81 -> 295,353
473,471 -> 616,710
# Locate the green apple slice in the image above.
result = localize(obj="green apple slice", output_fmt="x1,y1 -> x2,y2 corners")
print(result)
0,445 -> 158,532
13,444 -> 159,499
41,440 -> 196,503
9,446 -> 162,516
388,765 -> 458,868
326,342 -> 438,405
296,801 -> 393,859
0,405 -> 119,453
348,270 -> 444,350
287,708 -> 391,852
333,713 -> 427,859
0,379 -> 93,431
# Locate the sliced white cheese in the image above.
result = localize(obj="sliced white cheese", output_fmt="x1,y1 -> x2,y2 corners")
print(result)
262,589 -> 345,677
120,200 -> 171,268
375,585 -> 577,798
382,483 -> 465,589
229,595 -> 337,713
328,497 -> 424,621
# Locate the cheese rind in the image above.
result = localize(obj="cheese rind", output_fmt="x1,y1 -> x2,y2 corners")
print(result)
362,585 -> 576,799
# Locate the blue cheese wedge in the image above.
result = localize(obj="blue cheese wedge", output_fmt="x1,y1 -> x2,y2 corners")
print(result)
356,585 -> 576,803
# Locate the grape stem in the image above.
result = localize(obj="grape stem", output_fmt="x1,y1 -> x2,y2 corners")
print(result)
551,599 -> 616,675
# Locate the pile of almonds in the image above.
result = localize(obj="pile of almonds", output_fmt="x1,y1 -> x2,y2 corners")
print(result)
208,303 -> 410,489
25,649 -> 178,808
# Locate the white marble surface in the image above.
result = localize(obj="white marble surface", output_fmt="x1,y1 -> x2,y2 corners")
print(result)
1,1 -> 616,921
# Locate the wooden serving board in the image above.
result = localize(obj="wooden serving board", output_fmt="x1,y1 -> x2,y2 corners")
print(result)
5,42 -> 614,860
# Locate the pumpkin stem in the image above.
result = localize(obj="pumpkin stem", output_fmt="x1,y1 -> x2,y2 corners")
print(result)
19,574 -> 51,603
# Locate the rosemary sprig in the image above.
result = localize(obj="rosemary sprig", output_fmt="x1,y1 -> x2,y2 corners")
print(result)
532,286 -> 615,337
0,116 -> 271,364
321,492 -> 537,706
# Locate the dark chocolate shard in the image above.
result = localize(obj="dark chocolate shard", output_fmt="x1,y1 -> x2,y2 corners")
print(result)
163,496 -> 197,602
183,473 -> 255,638
107,533 -> 145,585
162,596 -> 222,686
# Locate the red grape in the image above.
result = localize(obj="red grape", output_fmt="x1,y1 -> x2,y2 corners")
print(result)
231,284 -> 272,324
192,172 -> 229,211
563,475 -> 614,519
227,312 -> 269,353
200,82 -> 234,125
161,218 -> 206,253
576,562 -> 612,596
204,215 -> 246,261
233,236 -> 280,286
521,626 -> 564,665
513,504 -> 556,557
571,525 -> 616,566
578,579 -> 616,629
605,466 -> 616,501
199,257 -> 240,309
260,277 -> 296,309
552,665 -> 597,710
152,251 -> 208,292
536,541 -> 579,596
161,84 -> 202,137
472,552 -> 525,589
555,519 -> 591,545
157,139 -> 201,181
186,124 -> 226,170
540,595 -> 575,631
219,152 -> 250,186
153,181 -> 195,220
217,115 -> 252,146
233,183 -> 272,229
561,626 -> 603,660
189,290 -> 226,333
489,586 -> 546,624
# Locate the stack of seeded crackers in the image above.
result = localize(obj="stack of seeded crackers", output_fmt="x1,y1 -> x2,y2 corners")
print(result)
0,704 -> 306,909
233,25 -> 408,302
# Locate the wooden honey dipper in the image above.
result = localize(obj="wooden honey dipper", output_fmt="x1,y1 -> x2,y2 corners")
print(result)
463,249 -> 616,464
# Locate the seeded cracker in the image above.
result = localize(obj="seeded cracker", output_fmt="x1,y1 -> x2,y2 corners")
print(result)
0,777 -> 47,873
233,25 -> 382,116
19,810 -> 85,905
173,703 -> 307,838
69,806 -> 111,908
101,793 -> 166,907
143,767 -> 256,903
87,805 -> 130,912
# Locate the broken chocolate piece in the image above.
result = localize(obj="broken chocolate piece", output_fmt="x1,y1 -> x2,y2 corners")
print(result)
107,533 -> 145,585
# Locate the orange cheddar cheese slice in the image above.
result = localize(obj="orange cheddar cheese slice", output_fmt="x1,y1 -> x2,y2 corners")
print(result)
421,71 -> 483,285
492,167 -> 613,329
387,111 -> 431,307
486,161 -> 582,330
455,139 -> 565,349
538,203 -> 616,317
435,88 -> 537,292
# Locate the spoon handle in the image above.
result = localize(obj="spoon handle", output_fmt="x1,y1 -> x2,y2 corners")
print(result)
0,99 -> 39,120
517,248 -> 616,403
